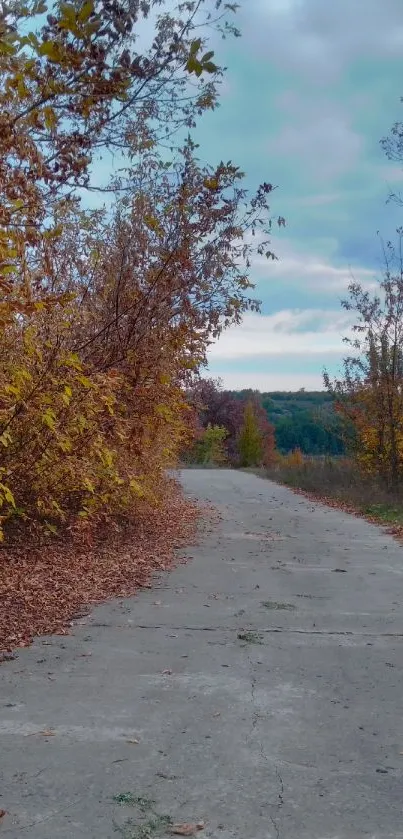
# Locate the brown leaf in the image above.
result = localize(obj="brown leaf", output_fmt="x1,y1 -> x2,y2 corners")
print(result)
0,488 -> 199,656
29,728 -> 56,737
171,823 -> 204,836
0,809 -> 6,819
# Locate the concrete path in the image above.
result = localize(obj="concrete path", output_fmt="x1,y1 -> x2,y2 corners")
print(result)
1,469 -> 403,838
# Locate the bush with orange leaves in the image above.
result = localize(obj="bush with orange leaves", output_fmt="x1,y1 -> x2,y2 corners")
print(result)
0,2 -> 283,539
0,154 -> 279,538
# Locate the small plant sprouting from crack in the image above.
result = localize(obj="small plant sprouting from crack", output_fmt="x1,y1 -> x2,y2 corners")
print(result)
113,794 -> 156,810
261,600 -> 295,611
237,630 -> 263,644
112,792 -> 172,839
114,814 -> 173,839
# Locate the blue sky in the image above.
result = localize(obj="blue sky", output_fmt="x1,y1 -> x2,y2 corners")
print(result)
197,0 -> 403,391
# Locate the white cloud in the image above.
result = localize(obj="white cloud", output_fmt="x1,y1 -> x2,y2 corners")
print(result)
249,0 -> 403,79
207,370 -> 326,391
252,238 -> 377,292
208,309 -> 353,361
270,116 -> 362,180
293,192 -> 345,208
270,91 -> 364,180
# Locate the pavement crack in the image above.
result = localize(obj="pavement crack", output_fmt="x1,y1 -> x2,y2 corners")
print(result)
86,623 -> 403,639
250,669 -> 259,731
246,652 -> 284,839
269,813 -> 280,839
276,767 -> 284,808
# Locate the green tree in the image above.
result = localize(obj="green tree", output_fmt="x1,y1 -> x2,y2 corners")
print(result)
192,424 -> 228,466
238,401 -> 263,467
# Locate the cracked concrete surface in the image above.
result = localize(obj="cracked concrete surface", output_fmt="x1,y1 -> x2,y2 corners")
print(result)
1,469 -> 403,838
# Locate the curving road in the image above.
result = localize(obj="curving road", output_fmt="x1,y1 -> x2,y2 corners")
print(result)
1,469 -> 403,838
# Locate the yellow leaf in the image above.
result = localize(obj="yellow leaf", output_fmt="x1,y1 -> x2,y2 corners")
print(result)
61,384 -> 72,405
203,177 -> 219,191
43,106 -> 57,131
129,478 -> 144,497
4,384 -> 19,396
42,409 -> 56,431
0,37 -> 17,56
83,477 -> 95,494
78,375 -> 93,389
0,483 -> 16,509
43,224 -> 63,240
33,0 -> 48,13
17,76 -> 30,98
155,404 -> 173,421
78,0 -> 94,22
63,352 -> 82,371
144,214 -> 162,236
38,41 -> 61,61
0,430 -> 12,448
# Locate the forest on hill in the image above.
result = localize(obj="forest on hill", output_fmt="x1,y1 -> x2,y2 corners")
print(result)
184,381 -> 347,467
229,390 -> 345,456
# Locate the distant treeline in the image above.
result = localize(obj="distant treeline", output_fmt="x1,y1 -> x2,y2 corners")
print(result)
228,390 -> 345,456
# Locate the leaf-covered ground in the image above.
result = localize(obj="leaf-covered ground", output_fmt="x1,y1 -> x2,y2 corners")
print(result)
0,482 -> 200,654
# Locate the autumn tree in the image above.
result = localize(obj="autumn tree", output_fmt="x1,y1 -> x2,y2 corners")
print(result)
381,114 -> 403,206
0,40 -> 281,538
0,0 -> 246,309
238,400 -> 263,467
188,378 -> 245,461
188,423 -> 228,465
246,391 -> 276,466
324,233 -> 403,491
187,379 -> 276,466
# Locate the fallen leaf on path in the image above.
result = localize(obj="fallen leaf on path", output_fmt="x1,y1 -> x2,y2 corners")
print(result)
28,728 -> 56,737
0,488 -> 201,656
126,738 -> 139,744
171,822 -> 204,835
0,810 -> 6,819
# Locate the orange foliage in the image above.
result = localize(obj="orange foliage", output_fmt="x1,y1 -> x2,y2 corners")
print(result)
0,4 -> 280,539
